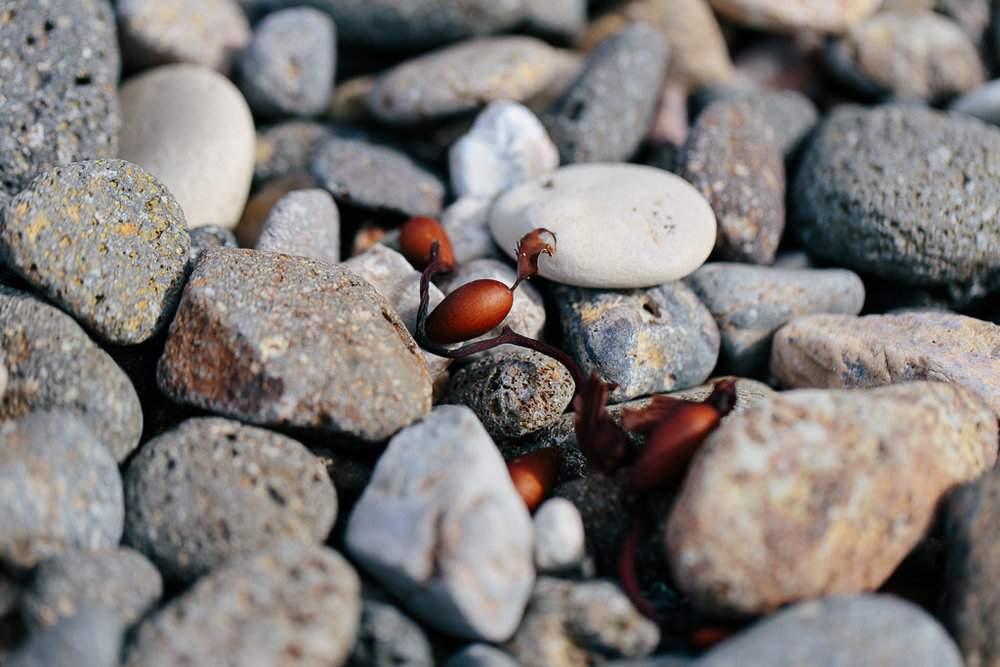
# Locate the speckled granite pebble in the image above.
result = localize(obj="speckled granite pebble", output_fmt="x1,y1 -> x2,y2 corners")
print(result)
255,188 -> 340,265
0,285 -> 142,462
348,599 -> 434,667
792,104 -> 1000,289
771,310 -> 1000,417
157,248 -> 431,443
2,158 -> 190,344
254,120 -> 336,184
312,137 -> 445,218
124,417 -> 337,582
0,0 -> 120,198
666,382 -> 997,616
21,547 -> 161,631
706,0 -> 881,33
0,411 -> 124,571
123,542 -> 362,667
238,8 -> 337,119
4,602 -> 124,667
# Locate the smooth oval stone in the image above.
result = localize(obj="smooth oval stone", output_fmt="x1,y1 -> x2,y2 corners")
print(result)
706,0 -> 881,33
489,164 -> 716,288
254,188 -> 340,265
532,497 -> 586,573
349,599 -> 435,667
666,382 -> 997,616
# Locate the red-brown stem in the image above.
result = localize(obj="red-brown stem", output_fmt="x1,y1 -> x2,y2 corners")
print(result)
619,520 -> 661,622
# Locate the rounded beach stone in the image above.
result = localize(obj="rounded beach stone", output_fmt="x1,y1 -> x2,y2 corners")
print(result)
157,248 -> 432,443
665,382 -> 998,616
695,595 -> 963,666
792,104 -> 1000,287
533,497 -> 586,573
254,188 -> 340,265
21,547 -> 162,631
238,7 -> 337,119
770,310 -> 1000,417
312,137 -> 445,218
4,602 -> 125,667
345,405 -> 534,642
825,10 -> 984,103
705,0 -> 881,33
116,0 -> 250,75
123,417 -> 337,582
2,159 -> 190,344
441,197 -> 500,265
254,120 -> 336,184
677,101 -> 785,264
349,599 -> 435,667
0,285 -> 142,462
0,411 -> 124,571
543,23 -> 669,164
949,79 -> 1000,125
118,63 -> 255,229
490,164 -> 716,288
368,36 -> 562,124
123,542 -> 361,667
0,0 -> 120,198
523,0 -> 587,43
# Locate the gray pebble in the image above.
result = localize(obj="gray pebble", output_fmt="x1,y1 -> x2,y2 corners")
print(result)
533,497 -> 587,573
792,104 -> 1000,288
21,548 -> 162,631
347,599 -> 435,667
555,281 -> 720,403
523,0 -> 587,43
5,602 -> 124,667
123,542 -> 362,667
254,120 -> 337,184
312,136 -> 445,218
0,411 -> 123,571
949,78 -> 1000,125
684,262 -> 865,377
0,0 -> 120,198
543,23 -> 669,164
677,101 -> 785,265
238,8 -> 337,119
188,223 -> 238,267
444,643 -> 523,667
1,158 -> 191,344
441,197 -> 501,265
0,285 -> 142,462
255,188 -> 341,265
157,248 -> 432,443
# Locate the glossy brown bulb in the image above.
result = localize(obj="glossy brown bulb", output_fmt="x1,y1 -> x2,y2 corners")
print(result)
399,216 -> 455,270
507,446 -> 561,512
424,279 -> 513,345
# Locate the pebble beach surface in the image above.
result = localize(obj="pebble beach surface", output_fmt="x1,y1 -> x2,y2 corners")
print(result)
3,0 -> 1000,665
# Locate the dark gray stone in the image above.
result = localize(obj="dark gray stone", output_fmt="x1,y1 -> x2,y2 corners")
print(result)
543,23 -> 669,164
444,643 -> 523,667
0,0 -> 120,198
347,599 -> 434,667
188,223 -> 238,267
254,120 -> 336,184
1,159 -> 191,344
5,602 -> 124,667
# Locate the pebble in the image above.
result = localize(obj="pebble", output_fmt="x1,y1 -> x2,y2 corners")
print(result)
188,223 -> 238,267
554,281 -> 720,402
347,599 -> 435,667
489,163 -> 717,289
523,0 -> 587,44
254,188 -> 341,265
444,348 -> 575,441
677,101 -> 786,264
118,63 -> 255,229
824,10 -> 984,103
235,171 -> 318,247
684,262 -> 865,377
441,197 -> 501,265
1,158 -> 190,344
253,120 -> 336,184
792,104 -> 1000,288
0,411 -> 124,571
449,101 -> 559,199
543,23 -> 669,164
949,78 -> 1000,125
533,497 -> 587,573
157,248 -> 432,443
237,8 -> 337,119
504,577 -> 660,667
665,382 -> 998,616
0,285 -> 142,462
4,602 -> 124,667
123,417 -> 337,582
312,136 -> 445,218
116,0 -> 250,75
693,594 -> 963,666
0,0 -> 120,198
123,542 -> 362,667
345,405 -> 534,642
21,547 -> 162,631
443,643 -> 523,667
367,36 -> 563,124
705,0 -> 881,33
770,310 -> 1000,417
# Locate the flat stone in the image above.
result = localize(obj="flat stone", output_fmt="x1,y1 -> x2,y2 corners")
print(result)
345,405 -> 534,642
123,417 -> 337,582
0,0 -> 120,198
348,599 -> 435,667
666,382 -> 998,616
705,0 -> 881,33
533,498 -> 587,573
1,159 -> 190,344
0,411 -> 124,571
490,164 -> 716,288
255,188 -> 341,265
157,247 -> 432,444
4,602 -> 124,667
123,542 -> 361,667
770,310 -> 1000,418
118,63 -> 255,229
684,262 -> 865,377
254,120 -> 336,184
0,285 -> 142,462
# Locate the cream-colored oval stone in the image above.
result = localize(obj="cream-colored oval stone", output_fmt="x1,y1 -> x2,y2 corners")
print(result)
489,163 -> 716,288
